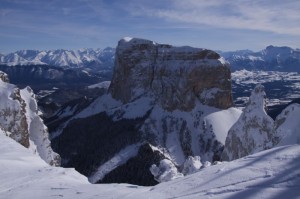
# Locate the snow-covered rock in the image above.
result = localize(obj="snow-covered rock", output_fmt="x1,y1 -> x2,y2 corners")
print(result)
20,87 -> 60,166
274,103 -> 300,146
0,71 -> 9,82
0,76 -> 29,147
222,84 -> 274,161
0,74 -> 60,165
182,156 -> 202,175
150,159 -> 183,182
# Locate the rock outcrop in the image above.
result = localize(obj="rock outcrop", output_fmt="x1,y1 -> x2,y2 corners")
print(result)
21,87 -> 61,166
0,75 -> 29,147
0,71 -> 9,82
150,159 -> 183,183
223,84 -> 300,161
109,37 -> 232,111
222,84 -> 274,161
50,37 -> 241,185
0,72 -> 60,166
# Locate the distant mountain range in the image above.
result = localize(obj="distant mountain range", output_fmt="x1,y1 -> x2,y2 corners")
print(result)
219,45 -> 300,72
0,48 -> 116,72
0,48 -> 116,89
1,45 -> 300,73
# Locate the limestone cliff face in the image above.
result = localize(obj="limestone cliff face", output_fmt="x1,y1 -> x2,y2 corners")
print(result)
109,37 -> 233,111
0,73 -> 60,166
0,78 -> 29,148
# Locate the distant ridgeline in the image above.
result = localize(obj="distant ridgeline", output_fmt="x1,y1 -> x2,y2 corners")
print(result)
220,45 -> 300,72
0,48 -> 115,89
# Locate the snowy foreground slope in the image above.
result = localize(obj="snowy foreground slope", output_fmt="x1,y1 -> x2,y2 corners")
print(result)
1,131 -> 300,199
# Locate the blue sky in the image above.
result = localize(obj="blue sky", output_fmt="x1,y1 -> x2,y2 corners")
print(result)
1,0 -> 300,53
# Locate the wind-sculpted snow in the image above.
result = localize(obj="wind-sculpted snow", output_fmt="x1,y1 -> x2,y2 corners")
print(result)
1,130 -> 300,199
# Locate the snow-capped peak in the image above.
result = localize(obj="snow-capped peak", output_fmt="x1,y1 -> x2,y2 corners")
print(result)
0,48 -> 115,69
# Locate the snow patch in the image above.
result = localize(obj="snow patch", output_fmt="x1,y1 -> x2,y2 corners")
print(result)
89,143 -> 141,183
88,81 -> 111,89
204,108 -> 242,145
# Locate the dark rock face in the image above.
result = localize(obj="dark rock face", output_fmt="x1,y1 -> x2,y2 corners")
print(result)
51,111 -> 149,176
99,143 -> 168,186
39,87 -> 105,119
45,96 -> 95,133
109,38 -> 233,111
